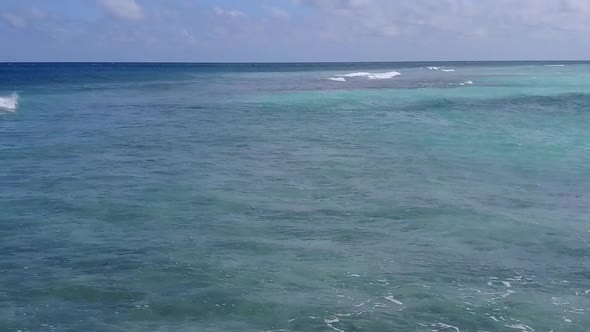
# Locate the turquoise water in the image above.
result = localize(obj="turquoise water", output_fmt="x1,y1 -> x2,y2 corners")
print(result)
1,62 -> 590,331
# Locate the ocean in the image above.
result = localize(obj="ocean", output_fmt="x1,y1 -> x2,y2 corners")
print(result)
1,62 -> 589,331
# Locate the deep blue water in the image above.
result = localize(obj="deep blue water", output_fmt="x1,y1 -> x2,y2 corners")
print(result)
1,62 -> 590,332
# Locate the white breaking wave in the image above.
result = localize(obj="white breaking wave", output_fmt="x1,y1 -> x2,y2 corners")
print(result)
384,296 -> 403,305
324,317 -> 344,332
326,77 -> 347,82
504,324 -> 534,331
335,71 -> 401,80
339,72 -> 372,78
437,323 -> 460,332
459,80 -> 473,86
368,71 -> 401,79
0,92 -> 18,111
427,67 -> 454,72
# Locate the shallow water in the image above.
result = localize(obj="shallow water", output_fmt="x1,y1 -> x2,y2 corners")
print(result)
1,62 -> 590,331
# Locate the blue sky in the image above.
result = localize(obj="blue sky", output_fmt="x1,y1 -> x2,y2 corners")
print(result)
1,0 -> 590,62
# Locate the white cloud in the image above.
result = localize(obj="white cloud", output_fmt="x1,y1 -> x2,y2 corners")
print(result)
213,7 -> 245,18
3,0 -> 590,61
294,0 -> 590,38
268,7 -> 290,19
2,13 -> 27,28
97,0 -> 145,20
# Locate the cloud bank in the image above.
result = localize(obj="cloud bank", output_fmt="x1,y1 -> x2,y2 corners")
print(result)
97,0 -> 144,20
0,0 -> 589,61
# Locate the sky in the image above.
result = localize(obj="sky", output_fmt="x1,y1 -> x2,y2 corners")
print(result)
1,0 -> 590,62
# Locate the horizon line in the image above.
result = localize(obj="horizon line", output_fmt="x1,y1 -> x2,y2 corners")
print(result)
1,60 -> 589,64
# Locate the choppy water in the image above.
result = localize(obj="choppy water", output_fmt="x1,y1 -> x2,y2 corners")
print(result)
1,62 -> 590,332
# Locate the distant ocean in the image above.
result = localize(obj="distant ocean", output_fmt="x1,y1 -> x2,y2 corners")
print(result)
1,62 -> 590,331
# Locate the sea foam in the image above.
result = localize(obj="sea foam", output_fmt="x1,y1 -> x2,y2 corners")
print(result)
336,71 -> 401,80
367,71 -> 401,79
427,67 -> 454,72
327,77 -> 347,82
324,317 -> 344,332
0,92 -> 18,111
384,296 -> 403,305
339,72 -> 372,77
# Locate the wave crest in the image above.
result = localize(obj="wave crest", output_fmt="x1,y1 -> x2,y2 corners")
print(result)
338,72 -> 372,78
427,67 -> 455,72
368,71 -> 401,79
0,92 -> 18,112
336,71 -> 401,80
